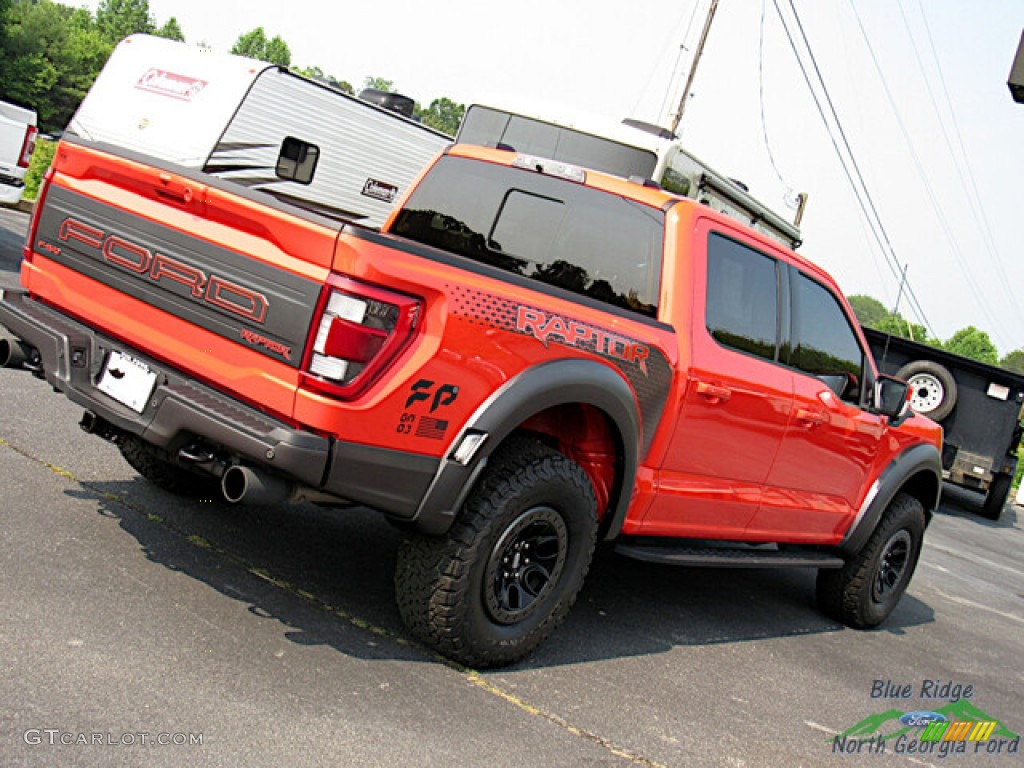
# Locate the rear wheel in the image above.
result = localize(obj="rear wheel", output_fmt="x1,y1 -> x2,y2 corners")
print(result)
395,437 -> 597,668
817,492 -> 925,628
980,472 -> 1011,521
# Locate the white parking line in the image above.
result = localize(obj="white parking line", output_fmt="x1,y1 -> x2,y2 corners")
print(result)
929,588 -> 1024,624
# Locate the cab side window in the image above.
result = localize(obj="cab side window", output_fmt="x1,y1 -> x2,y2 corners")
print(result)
791,272 -> 865,403
706,233 -> 780,361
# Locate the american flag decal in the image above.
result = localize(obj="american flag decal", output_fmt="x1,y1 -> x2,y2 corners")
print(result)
415,416 -> 448,440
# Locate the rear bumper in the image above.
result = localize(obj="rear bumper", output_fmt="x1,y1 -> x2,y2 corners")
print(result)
0,290 -> 440,523
0,288 -> 330,485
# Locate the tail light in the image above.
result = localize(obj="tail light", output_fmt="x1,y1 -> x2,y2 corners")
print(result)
18,125 -> 38,168
23,166 -> 55,265
302,275 -> 421,399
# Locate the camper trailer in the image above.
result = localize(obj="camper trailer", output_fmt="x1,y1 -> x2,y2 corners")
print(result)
69,35 -> 451,227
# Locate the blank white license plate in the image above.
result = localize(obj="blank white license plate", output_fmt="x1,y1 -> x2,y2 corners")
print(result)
97,350 -> 157,413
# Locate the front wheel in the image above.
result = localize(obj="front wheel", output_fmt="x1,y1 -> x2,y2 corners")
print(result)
817,492 -> 925,628
395,438 -> 598,668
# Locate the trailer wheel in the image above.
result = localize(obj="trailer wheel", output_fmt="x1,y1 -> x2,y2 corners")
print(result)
394,437 -> 597,668
895,360 -> 957,421
980,472 -> 1011,521
817,492 -> 924,628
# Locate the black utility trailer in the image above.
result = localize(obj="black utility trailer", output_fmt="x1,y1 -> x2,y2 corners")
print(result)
864,327 -> 1024,520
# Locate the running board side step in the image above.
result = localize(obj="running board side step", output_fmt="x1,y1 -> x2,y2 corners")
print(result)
614,541 -> 845,569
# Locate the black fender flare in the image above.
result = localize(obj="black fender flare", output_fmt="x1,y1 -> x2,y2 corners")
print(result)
839,442 -> 942,557
411,358 -> 641,537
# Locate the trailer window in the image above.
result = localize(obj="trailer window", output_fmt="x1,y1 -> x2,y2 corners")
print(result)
276,137 -> 319,185
392,156 -> 663,317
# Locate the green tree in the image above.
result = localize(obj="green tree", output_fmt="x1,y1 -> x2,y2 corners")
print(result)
0,0 -> 10,37
363,76 -> 394,92
1001,349 -> 1024,375
154,16 -> 184,42
95,0 -> 154,43
874,313 -> 932,345
0,0 -> 114,133
231,27 -> 290,67
944,326 -> 999,365
847,294 -> 935,345
415,96 -> 464,136
848,294 -> 889,328
294,65 -> 353,94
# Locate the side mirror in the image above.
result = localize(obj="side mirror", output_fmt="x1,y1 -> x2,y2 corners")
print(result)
873,374 -> 912,426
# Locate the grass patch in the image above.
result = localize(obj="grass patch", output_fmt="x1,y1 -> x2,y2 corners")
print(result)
22,137 -> 57,201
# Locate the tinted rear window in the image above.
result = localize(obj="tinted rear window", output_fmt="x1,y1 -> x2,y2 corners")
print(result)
391,156 -> 664,317
705,233 -> 779,360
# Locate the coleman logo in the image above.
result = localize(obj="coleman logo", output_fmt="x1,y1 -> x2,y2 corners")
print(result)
361,178 -> 398,203
516,306 -> 650,374
136,68 -> 208,101
56,218 -> 269,325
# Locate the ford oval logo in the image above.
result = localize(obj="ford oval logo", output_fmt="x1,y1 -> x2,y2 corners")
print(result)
900,711 -> 947,728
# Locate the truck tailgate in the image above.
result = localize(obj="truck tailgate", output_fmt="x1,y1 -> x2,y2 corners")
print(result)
21,138 -> 337,420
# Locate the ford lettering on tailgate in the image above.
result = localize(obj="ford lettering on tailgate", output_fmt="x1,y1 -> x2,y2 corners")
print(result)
58,217 -> 269,324
34,186 -> 322,367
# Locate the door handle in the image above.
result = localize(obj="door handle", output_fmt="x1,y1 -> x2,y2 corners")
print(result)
795,407 -> 827,427
155,172 -> 196,204
695,380 -> 732,402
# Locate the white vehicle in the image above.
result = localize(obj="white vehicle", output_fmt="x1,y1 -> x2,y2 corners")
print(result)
69,35 -> 451,228
0,100 -> 38,206
457,104 -> 803,249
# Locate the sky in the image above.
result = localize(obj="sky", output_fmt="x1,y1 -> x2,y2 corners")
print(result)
76,0 -> 1024,353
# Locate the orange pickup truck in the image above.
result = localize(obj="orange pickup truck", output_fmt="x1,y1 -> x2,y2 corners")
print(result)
0,132 -> 941,667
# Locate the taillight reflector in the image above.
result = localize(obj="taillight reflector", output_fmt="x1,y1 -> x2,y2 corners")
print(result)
302,275 -> 420,399
323,316 -> 387,362
18,125 -> 38,168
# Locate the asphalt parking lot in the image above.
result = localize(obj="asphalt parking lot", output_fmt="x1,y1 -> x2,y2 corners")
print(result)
0,205 -> 1021,767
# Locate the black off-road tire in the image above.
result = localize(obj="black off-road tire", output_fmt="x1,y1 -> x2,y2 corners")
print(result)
394,437 -> 598,668
118,435 -> 220,499
895,359 -> 957,422
980,472 -> 1011,521
817,492 -> 925,628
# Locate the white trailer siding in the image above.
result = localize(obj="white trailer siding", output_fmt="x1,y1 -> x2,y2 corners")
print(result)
68,35 -> 265,167
210,68 -> 450,227
68,35 -> 450,228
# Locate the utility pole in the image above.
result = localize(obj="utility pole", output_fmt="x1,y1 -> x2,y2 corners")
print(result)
670,0 -> 720,135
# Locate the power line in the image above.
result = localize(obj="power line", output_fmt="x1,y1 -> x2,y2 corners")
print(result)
758,0 -> 795,191
784,1 -> 937,331
760,0 -> 892,302
770,0 -> 936,337
631,1 -> 701,121
846,0 -> 1008,349
909,0 -> 1024,336
644,0 -> 702,125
